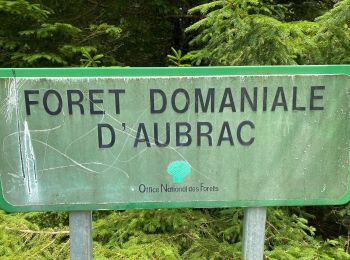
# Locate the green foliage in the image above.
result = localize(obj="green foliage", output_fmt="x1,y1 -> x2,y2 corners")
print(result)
80,48 -> 104,67
186,0 -> 295,65
0,0 -> 49,21
89,23 -> 122,38
312,0 -> 350,64
1,208 -> 349,259
265,208 -> 350,259
167,47 -> 191,66
279,0 -> 337,22
185,0 -> 350,65
0,210 -> 69,259
19,23 -> 82,39
0,0 -> 122,67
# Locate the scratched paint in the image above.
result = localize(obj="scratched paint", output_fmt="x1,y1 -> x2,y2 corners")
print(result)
0,68 -> 349,212
23,121 -> 38,199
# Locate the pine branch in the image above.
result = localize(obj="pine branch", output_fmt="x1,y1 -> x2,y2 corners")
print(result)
4,227 -> 69,235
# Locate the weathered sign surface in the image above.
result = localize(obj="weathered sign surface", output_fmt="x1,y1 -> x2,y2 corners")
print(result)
0,66 -> 349,212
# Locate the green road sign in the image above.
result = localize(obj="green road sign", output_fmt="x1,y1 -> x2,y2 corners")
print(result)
0,66 -> 349,212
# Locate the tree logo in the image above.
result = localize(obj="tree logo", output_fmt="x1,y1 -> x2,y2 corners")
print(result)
167,161 -> 191,184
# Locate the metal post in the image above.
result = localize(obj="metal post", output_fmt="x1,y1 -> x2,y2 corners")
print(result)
69,211 -> 93,260
242,207 -> 267,260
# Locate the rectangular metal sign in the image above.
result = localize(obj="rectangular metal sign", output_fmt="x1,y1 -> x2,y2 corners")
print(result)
0,66 -> 349,212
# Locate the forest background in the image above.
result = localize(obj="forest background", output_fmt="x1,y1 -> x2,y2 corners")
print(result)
0,0 -> 350,259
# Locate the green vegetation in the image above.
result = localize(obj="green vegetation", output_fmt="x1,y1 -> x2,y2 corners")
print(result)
186,0 -> 350,65
0,0 -> 350,259
1,208 -> 350,259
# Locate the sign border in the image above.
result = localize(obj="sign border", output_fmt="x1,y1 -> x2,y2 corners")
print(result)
0,65 -> 349,212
